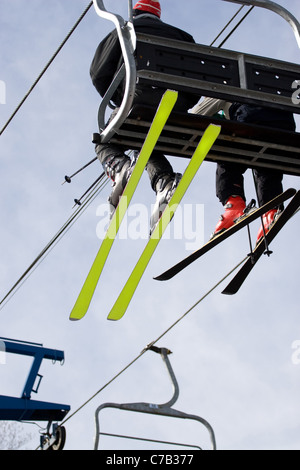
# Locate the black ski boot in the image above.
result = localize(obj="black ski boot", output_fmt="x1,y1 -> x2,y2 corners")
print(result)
150,173 -> 182,236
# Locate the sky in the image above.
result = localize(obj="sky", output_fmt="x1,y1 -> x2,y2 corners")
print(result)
0,0 -> 300,451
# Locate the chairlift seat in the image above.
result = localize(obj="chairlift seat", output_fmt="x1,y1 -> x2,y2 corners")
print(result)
101,34 -> 300,176
110,105 -> 300,176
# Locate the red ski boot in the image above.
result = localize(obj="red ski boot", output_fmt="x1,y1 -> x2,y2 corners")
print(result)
256,208 -> 281,244
211,196 -> 246,239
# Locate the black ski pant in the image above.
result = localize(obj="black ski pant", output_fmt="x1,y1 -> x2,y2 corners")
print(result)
216,119 -> 295,207
97,86 -> 199,190
216,163 -> 283,207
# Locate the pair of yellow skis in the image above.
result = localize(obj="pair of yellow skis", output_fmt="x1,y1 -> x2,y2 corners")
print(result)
70,91 -> 221,321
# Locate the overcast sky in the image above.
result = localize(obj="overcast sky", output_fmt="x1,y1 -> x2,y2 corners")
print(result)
0,0 -> 300,450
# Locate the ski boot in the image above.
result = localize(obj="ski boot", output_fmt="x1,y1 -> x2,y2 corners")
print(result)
101,153 -> 134,219
211,195 -> 247,239
256,208 -> 282,244
150,173 -> 182,237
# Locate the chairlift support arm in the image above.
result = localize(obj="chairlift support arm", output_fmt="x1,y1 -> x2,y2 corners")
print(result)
94,346 -> 216,450
92,0 -> 137,143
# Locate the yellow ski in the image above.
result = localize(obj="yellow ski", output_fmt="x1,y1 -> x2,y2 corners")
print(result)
107,124 -> 221,321
70,90 -> 178,321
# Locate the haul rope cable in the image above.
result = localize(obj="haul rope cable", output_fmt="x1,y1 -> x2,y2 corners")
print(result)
214,5 -> 255,48
0,2 -> 94,137
210,4 -> 245,46
0,174 -> 109,310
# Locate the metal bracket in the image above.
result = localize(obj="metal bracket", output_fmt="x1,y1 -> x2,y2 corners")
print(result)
0,338 -> 70,423
222,0 -> 300,48
94,346 -> 216,450
40,423 -> 67,451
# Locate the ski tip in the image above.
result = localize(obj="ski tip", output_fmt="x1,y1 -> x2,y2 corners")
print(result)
153,273 -> 169,281
287,187 -> 297,196
107,306 -> 126,321
107,313 -> 122,321
69,308 -> 86,321
221,288 -> 236,296
69,314 -> 83,321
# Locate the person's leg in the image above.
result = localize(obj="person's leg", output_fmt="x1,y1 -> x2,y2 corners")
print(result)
95,142 -> 132,218
96,142 -> 129,167
253,168 -> 283,207
146,151 -> 174,190
216,162 -> 246,205
253,168 -> 284,243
